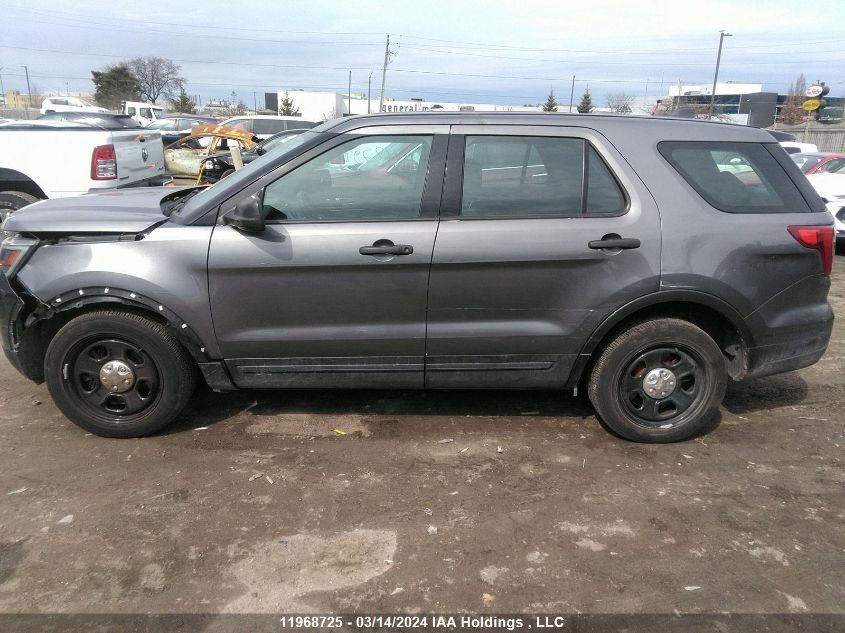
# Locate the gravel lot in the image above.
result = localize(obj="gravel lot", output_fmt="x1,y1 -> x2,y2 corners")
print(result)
0,258 -> 843,627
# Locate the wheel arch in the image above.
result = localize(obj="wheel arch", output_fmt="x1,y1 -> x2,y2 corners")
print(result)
0,168 -> 48,200
14,287 -> 214,383
566,290 -> 753,389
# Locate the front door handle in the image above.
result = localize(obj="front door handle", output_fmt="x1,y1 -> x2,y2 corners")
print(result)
588,236 -> 641,250
359,243 -> 414,256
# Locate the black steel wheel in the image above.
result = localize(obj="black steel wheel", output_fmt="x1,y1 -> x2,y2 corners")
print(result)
588,318 -> 727,443
45,310 -> 197,438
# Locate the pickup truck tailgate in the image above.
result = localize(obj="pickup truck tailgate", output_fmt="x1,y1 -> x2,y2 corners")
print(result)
111,129 -> 165,186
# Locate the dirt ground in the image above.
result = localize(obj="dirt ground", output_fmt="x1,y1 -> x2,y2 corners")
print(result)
1,257 -> 844,628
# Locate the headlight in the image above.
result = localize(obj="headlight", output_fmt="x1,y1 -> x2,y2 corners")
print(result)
204,160 -> 215,169
0,234 -> 38,277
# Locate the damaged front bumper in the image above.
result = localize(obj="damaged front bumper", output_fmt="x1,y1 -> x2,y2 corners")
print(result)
0,272 -> 39,381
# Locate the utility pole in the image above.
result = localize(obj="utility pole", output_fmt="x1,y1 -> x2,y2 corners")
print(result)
569,75 -> 575,113
378,34 -> 397,113
709,30 -> 732,118
0,68 -> 5,104
22,65 -> 32,107
253,91 -> 257,113
368,71 -> 373,114
347,70 -> 352,116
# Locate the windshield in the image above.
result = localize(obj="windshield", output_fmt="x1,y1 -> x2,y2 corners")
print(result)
175,130 -> 323,219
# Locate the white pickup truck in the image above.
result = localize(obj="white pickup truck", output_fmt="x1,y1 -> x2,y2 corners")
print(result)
0,121 -> 168,220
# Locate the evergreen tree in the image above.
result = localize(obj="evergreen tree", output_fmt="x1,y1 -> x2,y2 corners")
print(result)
542,89 -> 558,112
577,89 -> 594,114
91,64 -> 139,110
279,91 -> 300,116
169,88 -> 196,114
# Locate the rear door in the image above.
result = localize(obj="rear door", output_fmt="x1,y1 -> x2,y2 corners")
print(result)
208,125 -> 448,388
426,125 -> 661,389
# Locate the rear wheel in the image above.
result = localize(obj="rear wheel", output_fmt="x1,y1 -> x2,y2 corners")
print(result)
0,191 -> 40,224
588,318 -> 727,443
45,310 -> 197,438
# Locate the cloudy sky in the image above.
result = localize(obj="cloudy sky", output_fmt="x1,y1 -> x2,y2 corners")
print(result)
1,0 -> 843,108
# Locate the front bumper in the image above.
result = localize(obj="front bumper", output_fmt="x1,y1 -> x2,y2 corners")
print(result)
0,272 -> 34,380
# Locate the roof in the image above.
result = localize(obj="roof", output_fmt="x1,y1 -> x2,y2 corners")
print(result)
321,111 -> 777,142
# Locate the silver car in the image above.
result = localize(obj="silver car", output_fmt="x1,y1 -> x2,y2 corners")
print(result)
0,113 -> 834,442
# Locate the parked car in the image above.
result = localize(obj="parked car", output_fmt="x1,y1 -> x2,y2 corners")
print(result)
36,112 -> 142,129
120,101 -> 165,126
806,172 -> 845,243
779,141 -> 818,155
40,96 -> 108,115
219,115 -> 317,140
201,129 -> 309,182
0,121 -> 167,218
0,113 -> 833,443
146,115 -> 219,146
791,152 -> 845,175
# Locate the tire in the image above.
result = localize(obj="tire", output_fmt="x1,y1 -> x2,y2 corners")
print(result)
587,318 -> 727,443
219,169 -> 235,180
0,191 -> 40,224
44,310 -> 197,438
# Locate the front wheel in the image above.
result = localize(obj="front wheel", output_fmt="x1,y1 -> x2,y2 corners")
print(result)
587,318 -> 727,443
45,310 -> 197,438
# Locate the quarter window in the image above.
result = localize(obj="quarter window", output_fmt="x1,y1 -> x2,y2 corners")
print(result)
254,119 -> 287,135
461,136 -> 626,217
262,135 -> 433,222
659,141 -> 812,213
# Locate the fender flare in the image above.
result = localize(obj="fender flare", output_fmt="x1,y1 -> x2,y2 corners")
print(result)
565,289 -> 753,388
27,286 -> 214,363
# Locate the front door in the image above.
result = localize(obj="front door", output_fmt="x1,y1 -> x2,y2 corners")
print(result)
208,130 -> 447,388
426,125 -> 662,389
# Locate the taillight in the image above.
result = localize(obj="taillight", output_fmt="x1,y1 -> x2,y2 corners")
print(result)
788,225 -> 834,275
91,144 -> 117,180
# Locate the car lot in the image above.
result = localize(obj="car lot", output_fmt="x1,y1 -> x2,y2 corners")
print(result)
0,263 -> 843,619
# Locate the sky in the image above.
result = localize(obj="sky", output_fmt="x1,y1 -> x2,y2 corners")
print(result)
0,0 -> 843,109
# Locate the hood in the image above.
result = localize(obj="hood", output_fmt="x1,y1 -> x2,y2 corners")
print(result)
2,188 -> 181,234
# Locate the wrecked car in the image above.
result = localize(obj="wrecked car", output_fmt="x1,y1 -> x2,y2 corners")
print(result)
163,124 -> 257,178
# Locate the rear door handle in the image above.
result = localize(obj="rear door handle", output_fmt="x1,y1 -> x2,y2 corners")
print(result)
588,237 -> 641,250
359,243 -> 414,256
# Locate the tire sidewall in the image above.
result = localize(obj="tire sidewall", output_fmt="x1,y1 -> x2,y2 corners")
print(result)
591,320 -> 727,443
45,314 -> 193,437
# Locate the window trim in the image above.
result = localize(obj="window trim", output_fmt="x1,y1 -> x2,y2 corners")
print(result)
444,133 -> 630,221
255,133 -> 448,225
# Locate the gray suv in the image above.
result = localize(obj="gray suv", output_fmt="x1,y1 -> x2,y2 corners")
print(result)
0,113 -> 834,442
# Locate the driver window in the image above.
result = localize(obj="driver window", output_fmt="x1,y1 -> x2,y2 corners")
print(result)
262,135 -> 433,222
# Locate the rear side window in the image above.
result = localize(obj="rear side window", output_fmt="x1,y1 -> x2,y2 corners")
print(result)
254,119 -> 287,135
461,136 -> 627,218
659,141 -> 812,213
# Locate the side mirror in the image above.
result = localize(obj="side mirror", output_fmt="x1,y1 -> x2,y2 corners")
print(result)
225,195 -> 265,233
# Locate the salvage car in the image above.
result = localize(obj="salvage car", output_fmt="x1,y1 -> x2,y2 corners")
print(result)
0,113 -> 834,443
163,124 -> 257,178
201,129 -> 308,182
806,172 -> 845,244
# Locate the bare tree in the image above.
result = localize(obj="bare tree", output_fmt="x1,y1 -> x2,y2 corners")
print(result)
606,93 -> 634,113
227,92 -> 247,116
128,57 -> 184,104
780,74 -> 807,126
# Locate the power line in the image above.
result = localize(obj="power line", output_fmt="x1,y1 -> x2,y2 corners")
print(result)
2,3 -> 842,56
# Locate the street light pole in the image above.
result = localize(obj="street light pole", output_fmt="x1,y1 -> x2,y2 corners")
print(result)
709,30 -> 732,118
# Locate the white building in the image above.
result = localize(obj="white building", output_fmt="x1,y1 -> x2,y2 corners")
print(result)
277,90 -> 540,121
669,82 -> 764,98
